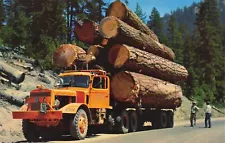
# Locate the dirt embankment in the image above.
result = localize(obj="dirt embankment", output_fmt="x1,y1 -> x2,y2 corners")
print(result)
174,96 -> 225,121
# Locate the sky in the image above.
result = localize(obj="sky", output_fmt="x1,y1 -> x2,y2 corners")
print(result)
109,0 -> 202,16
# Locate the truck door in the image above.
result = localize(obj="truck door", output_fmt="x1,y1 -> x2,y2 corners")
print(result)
89,76 -> 110,108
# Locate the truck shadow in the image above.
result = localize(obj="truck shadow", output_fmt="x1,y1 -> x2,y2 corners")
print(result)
15,125 -> 164,142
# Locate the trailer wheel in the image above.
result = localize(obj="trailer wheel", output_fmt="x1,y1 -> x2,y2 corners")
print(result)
22,119 -> 40,142
159,111 -> 168,128
167,111 -> 174,128
129,111 -> 138,132
70,109 -> 88,140
117,110 -> 129,134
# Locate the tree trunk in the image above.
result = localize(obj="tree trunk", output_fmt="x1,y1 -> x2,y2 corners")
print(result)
106,0 -> 159,42
67,0 -> 71,43
111,71 -> 182,109
74,19 -> 103,45
0,61 -> 25,84
108,44 -> 188,82
99,16 -> 175,61
53,44 -> 86,68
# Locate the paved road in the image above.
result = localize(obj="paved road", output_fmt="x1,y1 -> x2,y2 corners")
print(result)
50,118 -> 225,143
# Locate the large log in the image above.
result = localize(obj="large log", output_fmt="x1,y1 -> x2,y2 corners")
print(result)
106,0 -> 159,42
53,44 -> 86,68
99,16 -> 175,61
111,71 -> 182,109
74,19 -> 103,45
108,44 -> 188,82
0,61 -> 25,84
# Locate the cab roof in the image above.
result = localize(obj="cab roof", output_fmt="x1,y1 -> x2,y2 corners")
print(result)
58,70 -> 107,77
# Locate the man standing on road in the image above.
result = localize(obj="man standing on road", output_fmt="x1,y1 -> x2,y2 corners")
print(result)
205,101 -> 212,128
190,101 -> 199,127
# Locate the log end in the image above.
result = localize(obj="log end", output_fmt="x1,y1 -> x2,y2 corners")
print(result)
106,1 -> 126,20
15,71 -> 25,84
108,44 -> 129,68
74,19 -> 97,44
87,45 -> 101,57
53,44 -> 78,68
161,44 -> 175,61
111,71 -> 138,103
100,16 -> 119,39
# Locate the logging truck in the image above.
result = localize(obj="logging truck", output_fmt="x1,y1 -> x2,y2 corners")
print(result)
12,69 -> 177,141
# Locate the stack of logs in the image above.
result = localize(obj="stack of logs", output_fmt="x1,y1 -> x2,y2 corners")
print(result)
53,0 -> 188,109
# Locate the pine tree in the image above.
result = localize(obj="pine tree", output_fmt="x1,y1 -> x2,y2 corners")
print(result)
147,7 -> 163,40
0,0 -> 4,29
0,1 -> 30,48
134,2 -> 146,23
16,0 -> 67,68
194,0 -> 225,103
85,0 -> 106,22
167,14 -> 184,65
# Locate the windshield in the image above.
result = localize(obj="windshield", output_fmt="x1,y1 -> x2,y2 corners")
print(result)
54,75 -> 90,88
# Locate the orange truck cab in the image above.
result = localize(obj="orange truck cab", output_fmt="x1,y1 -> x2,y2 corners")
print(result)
12,70 -> 112,141
12,69 -> 175,141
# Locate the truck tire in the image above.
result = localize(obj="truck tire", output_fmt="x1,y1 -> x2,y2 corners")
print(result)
117,110 -> 129,134
159,111 -> 168,128
167,111 -> 174,128
70,109 -> 88,140
22,119 -> 40,142
152,111 -> 168,129
137,118 -> 144,131
129,111 -> 138,132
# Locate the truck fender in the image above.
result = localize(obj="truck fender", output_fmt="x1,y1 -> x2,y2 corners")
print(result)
59,103 -> 91,124
19,104 -> 28,111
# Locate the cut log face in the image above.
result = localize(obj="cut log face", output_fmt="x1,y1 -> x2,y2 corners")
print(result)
108,44 -> 188,82
53,44 -> 86,68
111,71 -> 182,109
106,0 -> 159,42
87,45 -> 102,58
0,61 -> 25,84
74,19 -> 103,45
100,16 -> 175,61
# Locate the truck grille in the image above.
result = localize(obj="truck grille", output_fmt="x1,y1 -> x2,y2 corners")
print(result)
31,103 -> 40,110
29,90 -> 51,111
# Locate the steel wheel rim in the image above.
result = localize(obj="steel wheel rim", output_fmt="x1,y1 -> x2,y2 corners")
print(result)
78,113 -> 87,134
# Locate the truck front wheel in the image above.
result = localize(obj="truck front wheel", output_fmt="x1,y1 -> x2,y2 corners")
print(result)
70,109 -> 88,140
22,119 -> 40,142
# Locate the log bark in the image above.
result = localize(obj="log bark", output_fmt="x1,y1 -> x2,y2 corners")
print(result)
0,61 -> 25,84
99,16 -> 175,61
108,44 -> 188,82
74,19 -> 103,45
53,44 -> 86,68
111,71 -> 182,109
106,0 -> 159,42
